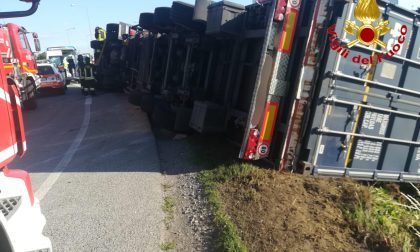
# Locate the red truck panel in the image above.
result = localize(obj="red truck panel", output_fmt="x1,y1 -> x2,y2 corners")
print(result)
6,23 -> 37,75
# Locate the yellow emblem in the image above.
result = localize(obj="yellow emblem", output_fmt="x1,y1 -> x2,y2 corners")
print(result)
344,0 -> 390,48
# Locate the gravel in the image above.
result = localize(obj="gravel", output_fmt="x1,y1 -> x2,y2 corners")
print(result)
155,129 -> 218,252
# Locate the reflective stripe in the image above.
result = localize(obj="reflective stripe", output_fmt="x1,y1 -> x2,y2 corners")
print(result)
15,96 -> 21,107
84,67 -> 94,80
23,141 -> 27,152
0,144 -> 17,164
0,87 -> 11,104
23,65 -> 37,73
260,103 -> 279,142
0,87 -> 21,107
279,10 -> 298,53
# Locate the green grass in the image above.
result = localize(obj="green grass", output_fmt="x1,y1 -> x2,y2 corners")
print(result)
343,186 -> 420,251
199,163 -> 256,252
162,195 -> 175,230
162,182 -> 174,193
160,241 -> 176,251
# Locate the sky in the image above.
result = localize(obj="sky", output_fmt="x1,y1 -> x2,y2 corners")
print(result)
0,0 -> 418,54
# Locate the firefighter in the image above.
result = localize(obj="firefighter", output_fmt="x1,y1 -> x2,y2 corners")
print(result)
67,56 -> 76,78
84,56 -> 96,95
77,55 -> 87,95
95,27 -> 106,42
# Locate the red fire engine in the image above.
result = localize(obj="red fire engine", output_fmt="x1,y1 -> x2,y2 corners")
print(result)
0,1 -> 52,251
0,22 -> 41,110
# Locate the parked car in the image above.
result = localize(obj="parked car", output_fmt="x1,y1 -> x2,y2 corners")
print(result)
37,63 -> 67,94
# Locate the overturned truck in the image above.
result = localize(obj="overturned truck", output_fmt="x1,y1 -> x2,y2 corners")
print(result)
96,0 -> 420,182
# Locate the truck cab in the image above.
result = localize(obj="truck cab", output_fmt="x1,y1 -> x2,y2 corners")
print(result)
0,23 -> 40,110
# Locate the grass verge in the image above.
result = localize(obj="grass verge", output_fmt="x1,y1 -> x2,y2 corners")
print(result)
162,195 -> 175,230
343,185 -> 420,251
199,163 -> 255,252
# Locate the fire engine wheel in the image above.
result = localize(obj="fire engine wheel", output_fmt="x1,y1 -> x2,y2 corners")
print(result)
23,81 -> 38,110
23,96 -> 37,110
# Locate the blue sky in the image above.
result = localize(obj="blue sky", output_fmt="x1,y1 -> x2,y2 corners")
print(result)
0,0 -> 417,54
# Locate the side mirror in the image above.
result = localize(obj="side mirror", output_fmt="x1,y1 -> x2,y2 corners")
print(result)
32,33 -> 41,52
34,37 -> 41,52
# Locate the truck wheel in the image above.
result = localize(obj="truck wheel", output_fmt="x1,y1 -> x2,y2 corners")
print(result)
140,13 -> 154,30
23,82 -> 38,110
23,97 -> 37,110
154,7 -> 172,30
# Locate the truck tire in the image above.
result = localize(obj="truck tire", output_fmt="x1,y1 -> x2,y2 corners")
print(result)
171,1 -> 204,31
139,13 -> 154,30
90,40 -> 102,50
23,97 -> 37,110
23,81 -> 37,110
154,7 -> 172,32
106,23 -> 119,41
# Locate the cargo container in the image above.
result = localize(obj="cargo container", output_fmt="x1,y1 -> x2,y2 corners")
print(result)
292,0 -> 420,182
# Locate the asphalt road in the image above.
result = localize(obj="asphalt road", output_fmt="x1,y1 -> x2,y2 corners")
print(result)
11,84 -> 164,252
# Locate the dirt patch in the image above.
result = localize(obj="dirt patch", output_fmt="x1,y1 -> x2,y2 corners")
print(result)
219,169 -> 370,252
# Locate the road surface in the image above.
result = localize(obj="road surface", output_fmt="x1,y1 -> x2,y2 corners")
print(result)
11,85 -> 164,251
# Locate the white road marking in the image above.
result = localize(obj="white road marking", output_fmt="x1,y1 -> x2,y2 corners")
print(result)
35,96 -> 92,201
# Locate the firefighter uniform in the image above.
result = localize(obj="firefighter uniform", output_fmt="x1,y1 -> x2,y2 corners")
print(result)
84,56 -> 96,95
77,55 -> 87,95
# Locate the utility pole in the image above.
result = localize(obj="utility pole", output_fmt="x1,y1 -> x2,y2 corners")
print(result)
70,3 -> 93,40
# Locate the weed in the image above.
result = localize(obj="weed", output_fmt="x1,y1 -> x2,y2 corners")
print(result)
162,182 -> 174,193
162,196 -> 175,230
160,241 -> 176,251
343,186 -> 420,251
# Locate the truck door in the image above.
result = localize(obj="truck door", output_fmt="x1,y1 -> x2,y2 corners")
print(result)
17,29 -> 36,74
239,0 -> 301,161
0,67 -> 17,168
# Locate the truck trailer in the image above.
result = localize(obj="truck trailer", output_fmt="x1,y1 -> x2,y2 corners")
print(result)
96,0 -> 420,182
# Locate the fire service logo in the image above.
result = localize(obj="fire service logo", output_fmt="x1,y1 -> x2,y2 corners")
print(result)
327,0 -> 408,64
